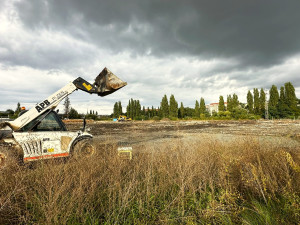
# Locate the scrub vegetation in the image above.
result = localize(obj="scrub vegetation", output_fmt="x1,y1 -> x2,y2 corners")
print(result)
0,136 -> 299,224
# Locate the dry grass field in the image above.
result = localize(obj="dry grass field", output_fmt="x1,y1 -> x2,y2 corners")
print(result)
0,120 -> 300,224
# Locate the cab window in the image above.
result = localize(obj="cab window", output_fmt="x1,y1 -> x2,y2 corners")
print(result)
21,111 -> 66,132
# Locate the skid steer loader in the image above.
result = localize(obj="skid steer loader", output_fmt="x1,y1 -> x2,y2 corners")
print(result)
0,68 -> 127,167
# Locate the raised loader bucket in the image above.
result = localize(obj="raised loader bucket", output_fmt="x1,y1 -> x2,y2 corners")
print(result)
93,67 -> 127,96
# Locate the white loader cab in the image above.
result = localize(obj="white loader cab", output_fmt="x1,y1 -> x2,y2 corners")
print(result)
12,109 -> 93,162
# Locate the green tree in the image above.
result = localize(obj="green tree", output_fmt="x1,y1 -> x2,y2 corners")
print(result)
184,107 -> 195,118
14,102 -> 21,116
146,107 -> 150,118
227,95 -> 233,112
136,100 -> 141,118
69,108 -> 80,119
253,88 -> 260,115
259,89 -> 266,117
6,109 -> 14,116
142,106 -> 146,116
150,106 -> 154,117
231,107 -> 248,119
269,85 -> 279,118
130,99 -> 134,119
126,100 -> 130,118
125,99 -> 141,119
277,86 -> 290,118
284,82 -> 298,116
232,93 -> 239,109
247,91 -> 254,113
169,95 -> 178,118
194,100 -> 200,118
118,101 -> 122,115
200,98 -> 206,114
180,102 -> 184,118
113,102 -> 119,118
161,95 -> 169,118
218,96 -> 225,112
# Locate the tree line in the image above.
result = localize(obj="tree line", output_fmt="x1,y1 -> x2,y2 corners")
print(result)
113,81 -> 300,120
2,82 -> 298,121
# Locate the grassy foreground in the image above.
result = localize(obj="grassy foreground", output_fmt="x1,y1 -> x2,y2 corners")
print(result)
0,136 -> 299,224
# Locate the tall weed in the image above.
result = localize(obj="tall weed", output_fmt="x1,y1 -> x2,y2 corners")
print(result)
0,136 -> 299,224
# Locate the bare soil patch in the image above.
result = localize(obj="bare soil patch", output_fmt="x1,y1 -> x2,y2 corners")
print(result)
66,120 -> 300,148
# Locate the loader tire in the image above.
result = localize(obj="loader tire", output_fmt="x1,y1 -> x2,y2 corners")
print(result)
72,138 -> 95,158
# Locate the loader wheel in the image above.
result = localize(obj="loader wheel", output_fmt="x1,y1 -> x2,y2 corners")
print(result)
72,139 -> 95,158
80,141 -> 95,156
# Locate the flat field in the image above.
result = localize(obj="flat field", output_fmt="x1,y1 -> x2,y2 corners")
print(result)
1,120 -> 299,224
66,119 -> 300,149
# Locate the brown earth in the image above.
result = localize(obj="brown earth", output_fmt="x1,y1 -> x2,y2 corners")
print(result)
66,120 -> 300,149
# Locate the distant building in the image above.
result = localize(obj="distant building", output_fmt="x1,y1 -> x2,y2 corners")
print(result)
206,102 -> 228,115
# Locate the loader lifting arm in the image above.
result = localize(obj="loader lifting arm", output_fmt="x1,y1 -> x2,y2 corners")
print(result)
6,68 -> 126,131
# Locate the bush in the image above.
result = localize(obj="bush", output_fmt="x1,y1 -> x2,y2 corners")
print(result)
152,116 -> 160,121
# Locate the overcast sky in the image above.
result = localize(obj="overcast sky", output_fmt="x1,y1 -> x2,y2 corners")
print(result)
1,0 -> 300,114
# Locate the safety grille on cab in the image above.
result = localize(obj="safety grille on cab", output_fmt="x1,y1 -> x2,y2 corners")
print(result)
22,140 -> 43,156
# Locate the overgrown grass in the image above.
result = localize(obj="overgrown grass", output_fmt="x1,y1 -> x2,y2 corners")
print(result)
0,136 -> 299,224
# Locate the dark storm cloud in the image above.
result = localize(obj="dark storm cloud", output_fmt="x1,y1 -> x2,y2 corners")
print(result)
0,40 -> 97,70
14,0 -> 300,68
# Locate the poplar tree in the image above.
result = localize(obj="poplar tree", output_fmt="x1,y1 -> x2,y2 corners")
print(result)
284,82 -> 298,114
126,100 -> 130,118
278,86 -> 290,118
232,93 -> 239,108
118,101 -> 122,115
15,102 -> 21,116
130,99 -> 134,119
142,106 -> 145,116
180,102 -> 184,118
218,96 -> 225,112
253,88 -> 260,115
113,102 -> 119,118
269,85 -> 279,118
194,100 -> 200,118
151,106 -> 154,117
259,89 -> 266,117
247,91 -> 254,113
227,95 -> 233,112
161,95 -> 169,118
200,98 -> 206,114
169,94 -> 178,118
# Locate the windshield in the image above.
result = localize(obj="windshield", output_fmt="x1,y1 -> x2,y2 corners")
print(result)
21,111 -> 66,132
